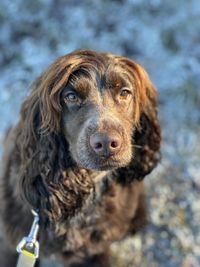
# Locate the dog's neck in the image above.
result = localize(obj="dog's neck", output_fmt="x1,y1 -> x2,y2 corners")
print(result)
90,170 -> 110,183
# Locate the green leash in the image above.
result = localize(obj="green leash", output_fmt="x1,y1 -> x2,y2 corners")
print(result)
16,210 -> 40,267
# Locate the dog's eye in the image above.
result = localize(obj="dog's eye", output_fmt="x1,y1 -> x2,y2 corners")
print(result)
64,92 -> 79,103
119,89 -> 132,100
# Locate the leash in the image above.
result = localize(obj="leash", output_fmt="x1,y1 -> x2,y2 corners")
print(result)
16,210 -> 40,267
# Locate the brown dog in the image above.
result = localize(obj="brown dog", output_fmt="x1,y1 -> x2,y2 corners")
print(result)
0,50 -> 161,267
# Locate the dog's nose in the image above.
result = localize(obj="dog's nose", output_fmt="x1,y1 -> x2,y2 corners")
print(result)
90,132 -> 122,157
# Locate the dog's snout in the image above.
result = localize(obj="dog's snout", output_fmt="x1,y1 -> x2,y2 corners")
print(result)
90,132 -> 122,157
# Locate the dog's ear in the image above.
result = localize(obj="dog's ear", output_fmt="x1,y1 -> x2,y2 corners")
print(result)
18,50 -> 102,219
17,54 -> 85,214
116,59 -> 161,182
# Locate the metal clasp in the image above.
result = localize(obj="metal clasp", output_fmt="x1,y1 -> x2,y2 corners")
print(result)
16,210 -> 40,259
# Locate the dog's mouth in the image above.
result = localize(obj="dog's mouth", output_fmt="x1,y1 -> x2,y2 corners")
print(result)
96,155 -> 129,169
76,153 -> 132,171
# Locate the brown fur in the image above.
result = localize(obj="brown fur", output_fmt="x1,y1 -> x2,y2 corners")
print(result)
0,50 -> 161,267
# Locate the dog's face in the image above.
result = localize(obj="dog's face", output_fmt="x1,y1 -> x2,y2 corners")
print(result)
61,64 -> 137,171
30,50 -> 157,173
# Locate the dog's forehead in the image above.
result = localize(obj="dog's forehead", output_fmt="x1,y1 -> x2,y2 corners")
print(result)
68,64 -> 131,92
105,69 -> 127,85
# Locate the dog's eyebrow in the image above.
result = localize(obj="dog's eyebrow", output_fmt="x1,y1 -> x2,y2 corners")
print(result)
105,72 -> 131,91
64,71 -> 94,98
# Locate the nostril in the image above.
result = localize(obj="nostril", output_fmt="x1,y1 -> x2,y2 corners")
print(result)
111,141 -> 119,148
90,134 -> 105,153
94,142 -> 103,150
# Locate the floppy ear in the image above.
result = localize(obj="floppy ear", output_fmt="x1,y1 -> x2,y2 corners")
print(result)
17,54 -> 84,219
17,51 -> 104,222
116,59 -> 161,183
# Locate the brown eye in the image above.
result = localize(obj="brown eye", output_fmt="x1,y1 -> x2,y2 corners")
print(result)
119,89 -> 132,100
64,92 -> 79,103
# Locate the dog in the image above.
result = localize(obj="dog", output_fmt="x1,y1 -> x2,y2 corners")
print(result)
0,50 -> 161,267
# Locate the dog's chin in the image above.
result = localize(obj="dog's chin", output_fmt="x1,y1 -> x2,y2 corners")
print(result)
76,156 -> 132,172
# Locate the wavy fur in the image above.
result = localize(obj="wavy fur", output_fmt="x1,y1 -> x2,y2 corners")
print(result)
0,50 -> 161,267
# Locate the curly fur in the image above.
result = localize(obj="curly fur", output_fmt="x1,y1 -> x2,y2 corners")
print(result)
0,50 -> 161,267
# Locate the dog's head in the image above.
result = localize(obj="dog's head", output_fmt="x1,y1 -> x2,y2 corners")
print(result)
19,50 -> 161,213
21,50 -> 159,170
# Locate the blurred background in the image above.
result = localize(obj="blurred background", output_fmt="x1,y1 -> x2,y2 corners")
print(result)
0,0 -> 200,266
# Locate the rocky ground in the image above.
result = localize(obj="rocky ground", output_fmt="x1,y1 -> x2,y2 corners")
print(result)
0,1 -> 200,266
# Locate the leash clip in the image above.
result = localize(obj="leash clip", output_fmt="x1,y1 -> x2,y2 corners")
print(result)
16,210 -> 40,259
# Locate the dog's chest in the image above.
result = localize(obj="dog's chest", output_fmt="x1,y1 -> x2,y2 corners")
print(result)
48,177 -> 140,255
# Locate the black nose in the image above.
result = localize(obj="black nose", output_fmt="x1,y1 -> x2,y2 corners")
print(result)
89,132 -> 122,157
